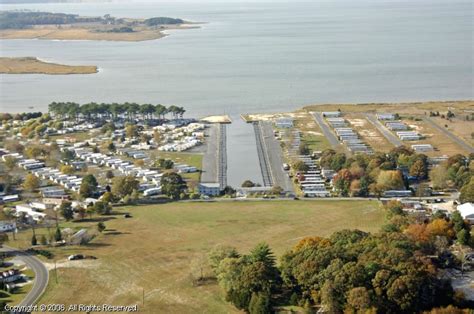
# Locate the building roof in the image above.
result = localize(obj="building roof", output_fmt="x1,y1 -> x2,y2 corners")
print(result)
199,183 -> 221,188
457,203 -> 474,218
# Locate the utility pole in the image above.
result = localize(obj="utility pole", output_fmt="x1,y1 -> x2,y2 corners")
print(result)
54,210 -> 59,229
54,259 -> 58,283
11,219 -> 16,241
142,288 -> 145,308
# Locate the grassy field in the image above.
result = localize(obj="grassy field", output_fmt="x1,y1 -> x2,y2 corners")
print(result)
300,101 -> 474,155
11,200 -> 385,313
400,117 -> 468,156
151,151 -> 203,190
0,57 -> 97,75
0,24 -> 195,42
292,111 -> 333,152
429,115 -> 474,146
49,131 -> 97,142
345,113 -> 394,152
303,100 -> 473,115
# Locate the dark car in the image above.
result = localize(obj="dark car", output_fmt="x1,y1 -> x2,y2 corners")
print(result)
68,254 -> 84,261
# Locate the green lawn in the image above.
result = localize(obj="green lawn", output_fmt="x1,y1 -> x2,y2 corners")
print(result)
25,200 -> 384,313
49,131 -> 94,142
152,152 -> 203,190
301,132 -> 332,153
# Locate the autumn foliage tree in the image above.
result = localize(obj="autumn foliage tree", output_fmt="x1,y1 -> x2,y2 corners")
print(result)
376,170 -> 404,192
410,159 -> 428,179
333,169 -> 352,196
23,174 -> 40,192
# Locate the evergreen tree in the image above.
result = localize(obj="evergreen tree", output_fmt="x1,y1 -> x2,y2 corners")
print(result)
31,234 -> 37,246
54,226 -> 62,242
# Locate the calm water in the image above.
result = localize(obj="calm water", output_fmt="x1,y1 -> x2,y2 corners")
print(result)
0,0 -> 472,185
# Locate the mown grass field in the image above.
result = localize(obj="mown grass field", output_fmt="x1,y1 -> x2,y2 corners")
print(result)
16,200 -> 385,313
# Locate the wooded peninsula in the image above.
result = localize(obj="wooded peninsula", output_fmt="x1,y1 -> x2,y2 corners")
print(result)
0,11 -> 196,42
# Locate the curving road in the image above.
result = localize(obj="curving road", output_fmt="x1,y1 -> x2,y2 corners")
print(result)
1,245 -> 49,307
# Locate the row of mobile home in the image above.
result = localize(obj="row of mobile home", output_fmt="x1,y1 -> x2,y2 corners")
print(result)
287,131 -> 330,197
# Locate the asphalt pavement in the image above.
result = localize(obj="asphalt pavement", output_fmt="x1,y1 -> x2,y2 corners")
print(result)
365,113 -> 403,147
201,124 -> 218,183
261,121 -> 294,192
311,112 -> 340,148
217,124 -> 228,188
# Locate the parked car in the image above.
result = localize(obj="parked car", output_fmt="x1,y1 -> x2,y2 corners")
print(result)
68,254 -> 84,261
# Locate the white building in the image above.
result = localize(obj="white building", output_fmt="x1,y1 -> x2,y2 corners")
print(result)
411,144 -> 434,152
457,203 -> 474,224
14,205 -> 47,221
0,269 -> 22,283
376,113 -> 395,120
1,195 -> 19,203
322,111 -> 341,118
198,183 -> 221,196
386,122 -> 408,131
0,221 -> 16,232
275,118 -> 294,128
397,131 -> 421,141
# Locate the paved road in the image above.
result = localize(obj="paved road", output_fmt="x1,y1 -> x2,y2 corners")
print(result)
365,114 -> 403,147
261,121 -> 294,192
201,124 -> 218,183
253,122 -> 273,187
1,245 -> 49,307
217,124 -> 228,188
311,112 -> 340,148
423,117 -> 474,153
201,123 -> 228,188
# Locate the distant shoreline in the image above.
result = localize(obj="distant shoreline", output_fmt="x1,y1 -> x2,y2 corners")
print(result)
0,57 -> 98,75
0,24 -> 198,42
0,11 -> 200,42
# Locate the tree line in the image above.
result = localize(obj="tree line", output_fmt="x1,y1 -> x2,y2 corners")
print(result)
48,102 -> 186,122
208,201 -> 474,313
0,11 -> 186,30
316,146 -> 472,198
144,17 -> 184,26
0,11 -> 100,29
